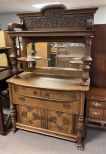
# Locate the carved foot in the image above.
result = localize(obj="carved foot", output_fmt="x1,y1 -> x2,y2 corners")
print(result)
11,127 -> 17,133
77,144 -> 84,151
10,106 -> 17,133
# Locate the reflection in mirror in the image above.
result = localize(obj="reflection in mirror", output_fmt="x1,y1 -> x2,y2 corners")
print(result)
26,42 -> 85,69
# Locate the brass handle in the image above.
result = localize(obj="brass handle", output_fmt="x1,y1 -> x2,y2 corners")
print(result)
63,103 -> 70,109
93,102 -> 101,107
91,111 -> 101,116
19,96 -> 25,102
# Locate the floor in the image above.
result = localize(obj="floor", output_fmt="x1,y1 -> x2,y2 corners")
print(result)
0,127 -> 106,154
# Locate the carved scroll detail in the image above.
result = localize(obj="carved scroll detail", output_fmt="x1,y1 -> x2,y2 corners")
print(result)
23,7 -> 94,30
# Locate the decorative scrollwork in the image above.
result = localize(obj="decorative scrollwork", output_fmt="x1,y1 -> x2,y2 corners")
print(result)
21,111 -> 27,118
49,117 -> 56,123
23,7 -> 94,30
56,111 -> 63,116
27,106 -> 33,112
63,103 -> 70,109
33,113 -> 39,120
62,117 -> 70,125
19,96 -> 25,102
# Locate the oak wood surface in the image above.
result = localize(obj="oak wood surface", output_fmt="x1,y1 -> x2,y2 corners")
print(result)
7,72 -> 89,91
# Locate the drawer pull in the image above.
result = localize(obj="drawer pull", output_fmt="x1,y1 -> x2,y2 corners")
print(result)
93,102 -> 101,107
19,96 -> 25,102
63,103 -> 70,109
91,112 -> 101,116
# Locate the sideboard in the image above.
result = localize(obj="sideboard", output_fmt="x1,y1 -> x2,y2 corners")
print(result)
7,5 -> 97,150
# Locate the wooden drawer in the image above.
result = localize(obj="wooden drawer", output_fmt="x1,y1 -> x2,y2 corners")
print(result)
13,94 -> 79,114
89,100 -> 106,109
89,108 -> 103,120
48,110 -> 73,135
12,85 -> 40,97
103,110 -> 106,120
41,89 -> 80,102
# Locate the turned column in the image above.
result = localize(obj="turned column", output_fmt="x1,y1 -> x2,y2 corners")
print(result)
77,92 -> 85,150
77,117 -> 84,150
0,92 -> 5,135
81,36 -> 93,86
10,36 -> 19,79
9,84 -> 17,132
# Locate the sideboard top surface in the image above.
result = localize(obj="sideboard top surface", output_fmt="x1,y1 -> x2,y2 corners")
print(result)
7,72 -> 89,91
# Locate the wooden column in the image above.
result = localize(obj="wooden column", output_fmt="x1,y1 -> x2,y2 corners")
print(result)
10,37 -> 19,79
9,84 -> 17,132
81,36 -> 93,86
77,92 -> 85,150
0,92 -> 5,135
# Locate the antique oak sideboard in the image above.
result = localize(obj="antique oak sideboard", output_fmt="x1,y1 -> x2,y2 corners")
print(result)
7,5 -> 97,150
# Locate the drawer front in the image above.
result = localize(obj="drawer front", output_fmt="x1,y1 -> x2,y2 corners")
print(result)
103,110 -> 106,120
13,94 -> 79,114
48,110 -> 73,135
12,85 -> 40,97
90,100 -> 106,109
89,108 -> 103,120
41,89 -> 80,102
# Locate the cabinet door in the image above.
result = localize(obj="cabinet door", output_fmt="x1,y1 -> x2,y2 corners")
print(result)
48,110 -> 73,135
17,105 -> 48,129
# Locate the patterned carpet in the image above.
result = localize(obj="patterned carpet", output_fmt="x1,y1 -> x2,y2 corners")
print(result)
0,127 -> 106,154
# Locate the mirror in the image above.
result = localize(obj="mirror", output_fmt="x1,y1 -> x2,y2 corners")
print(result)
26,42 -> 85,69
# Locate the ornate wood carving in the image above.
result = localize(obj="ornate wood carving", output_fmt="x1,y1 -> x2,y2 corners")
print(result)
10,106 -> 17,132
18,105 -> 48,129
17,6 -> 97,31
48,110 -> 72,134
77,117 -> 84,150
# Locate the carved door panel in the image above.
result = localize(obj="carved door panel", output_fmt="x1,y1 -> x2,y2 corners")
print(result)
17,105 -> 48,129
48,110 -> 73,135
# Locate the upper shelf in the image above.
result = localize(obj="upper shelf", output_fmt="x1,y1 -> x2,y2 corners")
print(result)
7,29 -> 94,37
